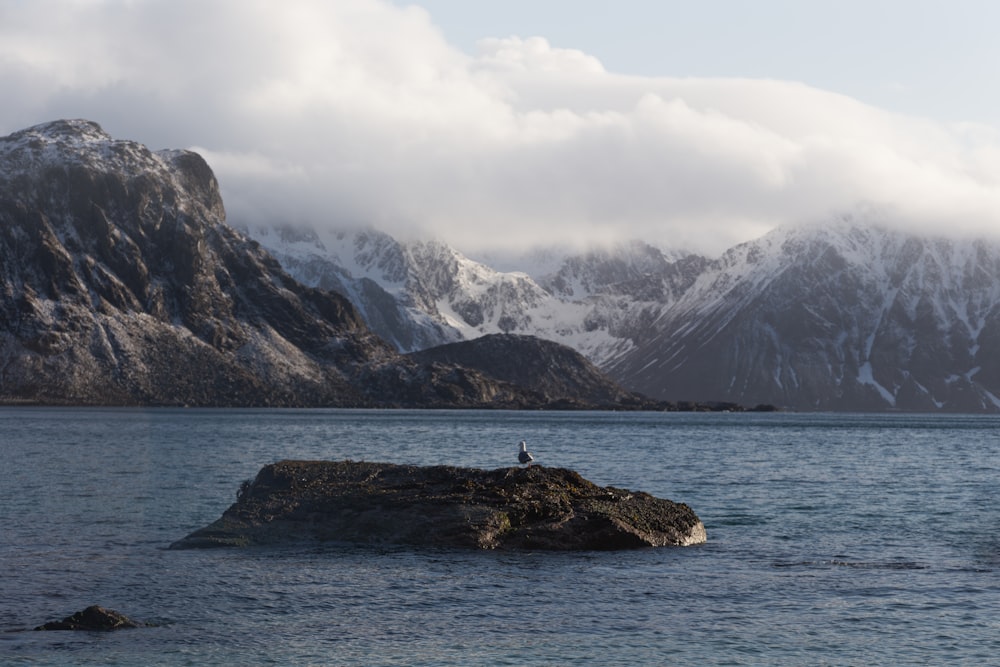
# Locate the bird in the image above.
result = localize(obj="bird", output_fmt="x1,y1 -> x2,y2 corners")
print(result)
518,440 -> 534,467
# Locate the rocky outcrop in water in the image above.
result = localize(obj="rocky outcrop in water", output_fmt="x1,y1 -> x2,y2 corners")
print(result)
34,606 -> 145,631
170,460 -> 706,550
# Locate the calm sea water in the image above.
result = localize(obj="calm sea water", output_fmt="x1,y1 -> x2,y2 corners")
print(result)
1,408 -> 998,665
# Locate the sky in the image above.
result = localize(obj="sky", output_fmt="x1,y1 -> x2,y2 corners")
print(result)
1,0 -> 999,256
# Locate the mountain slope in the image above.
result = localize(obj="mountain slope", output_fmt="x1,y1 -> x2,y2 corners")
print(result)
237,225 -> 463,353
0,120 -> 388,405
245,226 -> 688,369
242,225 -> 619,358
608,221 -> 1000,411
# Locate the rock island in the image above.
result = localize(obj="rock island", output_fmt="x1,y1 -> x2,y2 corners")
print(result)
171,460 -> 706,551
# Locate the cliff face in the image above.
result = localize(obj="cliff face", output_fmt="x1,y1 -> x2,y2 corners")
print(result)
170,460 -> 707,550
0,120 -> 381,405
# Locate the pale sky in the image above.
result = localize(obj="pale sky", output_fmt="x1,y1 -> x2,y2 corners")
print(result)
1,0 -> 999,256
402,1 -> 1000,127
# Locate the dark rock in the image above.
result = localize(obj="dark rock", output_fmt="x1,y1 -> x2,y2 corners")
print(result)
170,460 -> 706,551
34,606 -> 145,631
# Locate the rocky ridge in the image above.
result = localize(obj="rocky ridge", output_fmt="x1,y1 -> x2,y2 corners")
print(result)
0,120 -> 367,405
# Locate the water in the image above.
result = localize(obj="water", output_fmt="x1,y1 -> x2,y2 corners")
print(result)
1,408 -> 998,665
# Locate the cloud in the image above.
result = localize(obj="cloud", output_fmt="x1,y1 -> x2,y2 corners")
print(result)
1,0 -> 999,256
476,36 -> 606,75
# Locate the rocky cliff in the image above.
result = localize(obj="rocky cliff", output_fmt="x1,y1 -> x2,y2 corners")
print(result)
170,460 -> 707,550
0,120 -> 375,405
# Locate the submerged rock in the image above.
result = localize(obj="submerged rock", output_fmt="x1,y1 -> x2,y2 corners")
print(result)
171,460 -> 706,551
34,606 -> 145,631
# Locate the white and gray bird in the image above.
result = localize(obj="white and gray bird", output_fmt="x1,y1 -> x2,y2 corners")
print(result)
518,440 -> 534,467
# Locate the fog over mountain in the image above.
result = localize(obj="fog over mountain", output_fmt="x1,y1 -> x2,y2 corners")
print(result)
2,0 -> 999,258
4,117 -> 998,411
606,220 -> 1000,412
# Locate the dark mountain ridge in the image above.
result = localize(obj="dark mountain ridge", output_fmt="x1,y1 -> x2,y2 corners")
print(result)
0,120 -> 374,405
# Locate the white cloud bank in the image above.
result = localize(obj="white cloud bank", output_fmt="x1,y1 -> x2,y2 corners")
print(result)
1,0 -> 999,255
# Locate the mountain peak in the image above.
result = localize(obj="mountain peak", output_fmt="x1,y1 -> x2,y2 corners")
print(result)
2,119 -> 183,193
0,121 -> 370,405
10,118 -> 111,142
2,119 -> 115,162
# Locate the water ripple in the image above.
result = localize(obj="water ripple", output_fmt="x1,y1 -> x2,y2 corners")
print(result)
2,408 -> 999,665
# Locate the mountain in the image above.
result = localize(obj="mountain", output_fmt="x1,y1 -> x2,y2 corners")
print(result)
0,120 -> 641,409
240,224 -> 612,357
610,220 -> 1000,412
242,225 -> 691,369
33,118 -> 992,413
250,216 -> 1000,412
237,224 -> 462,353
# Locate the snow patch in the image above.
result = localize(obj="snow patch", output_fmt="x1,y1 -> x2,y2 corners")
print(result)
857,361 -> 896,406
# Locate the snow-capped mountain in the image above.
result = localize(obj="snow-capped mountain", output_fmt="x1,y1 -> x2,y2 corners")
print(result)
0,119 -> 412,406
240,224 -> 640,363
610,218 -> 1000,411
248,216 -> 1000,412
237,224 -> 460,352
